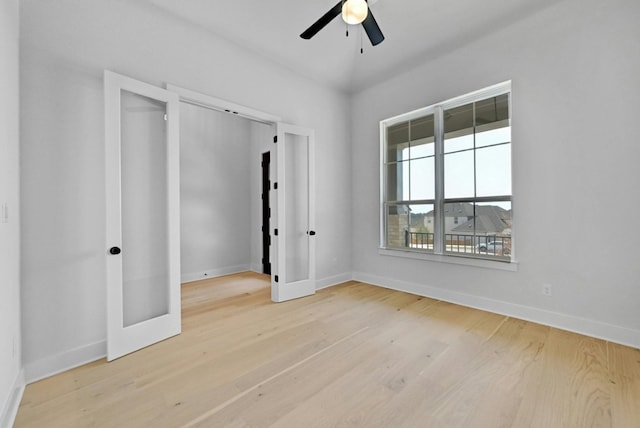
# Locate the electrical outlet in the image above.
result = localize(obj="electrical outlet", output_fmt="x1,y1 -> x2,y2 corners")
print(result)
542,284 -> 552,297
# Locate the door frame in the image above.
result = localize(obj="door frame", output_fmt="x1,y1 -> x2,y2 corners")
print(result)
165,84 -> 281,125
166,84 -> 317,302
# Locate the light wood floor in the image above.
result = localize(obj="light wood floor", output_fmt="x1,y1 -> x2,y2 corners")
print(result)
15,272 -> 640,427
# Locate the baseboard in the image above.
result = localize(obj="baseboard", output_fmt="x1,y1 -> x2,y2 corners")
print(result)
352,271 -> 640,350
0,369 -> 24,428
24,340 -> 106,384
316,272 -> 353,290
22,270 -> 638,405
183,268 -> 352,291
20,270 -> 349,386
181,265 -> 251,284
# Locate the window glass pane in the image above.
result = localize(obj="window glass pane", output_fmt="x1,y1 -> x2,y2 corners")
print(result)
442,201 -> 511,258
444,103 -> 474,153
386,204 -> 409,248
410,137 -> 434,158
387,142 -> 409,163
444,103 -> 473,135
408,204 -> 434,250
442,202 -> 475,255
411,115 -> 434,140
409,115 -> 435,159
386,204 -> 434,250
409,157 -> 435,200
473,201 -> 512,258
444,133 -> 474,154
386,162 -> 408,201
476,126 -> 510,148
475,94 -> 509,126
387,122 -> 409,162
444,150 -> 474,199
476,144 -> 511,197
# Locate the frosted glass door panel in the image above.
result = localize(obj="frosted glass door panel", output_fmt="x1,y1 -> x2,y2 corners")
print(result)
284,133 -> 309,283
120,90 -> 170,327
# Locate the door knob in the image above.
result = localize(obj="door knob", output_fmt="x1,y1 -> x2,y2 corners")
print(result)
109,247 -> 121,255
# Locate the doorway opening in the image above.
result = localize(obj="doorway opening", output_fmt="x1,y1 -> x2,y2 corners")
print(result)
261,151 -> 271,275
168,84 -> 280,286
167,84 -> 316,303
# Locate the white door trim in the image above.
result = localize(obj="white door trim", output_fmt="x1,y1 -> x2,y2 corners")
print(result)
165,84 -> 282,124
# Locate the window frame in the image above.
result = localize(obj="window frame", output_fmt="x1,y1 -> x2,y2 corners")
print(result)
379,81 -> 516,269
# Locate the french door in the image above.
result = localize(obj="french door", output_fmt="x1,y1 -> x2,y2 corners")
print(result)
104,71 -> 181,361
271,123 -> 316,302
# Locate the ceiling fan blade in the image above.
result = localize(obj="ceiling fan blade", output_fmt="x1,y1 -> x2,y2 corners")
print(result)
362,9 -> 385,46
300,1 -> 343,39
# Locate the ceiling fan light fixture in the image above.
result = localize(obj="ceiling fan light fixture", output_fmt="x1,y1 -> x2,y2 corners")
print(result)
300,0 -> 383,46
341,0 -> 368,25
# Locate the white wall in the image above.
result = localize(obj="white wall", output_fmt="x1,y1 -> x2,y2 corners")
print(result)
20,0 -> 352,381
351,0 -> 640,347
180,103 -> 253,282
0,0 -> 23,424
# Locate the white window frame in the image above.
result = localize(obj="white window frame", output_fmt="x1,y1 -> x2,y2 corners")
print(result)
379,81 -> 517,271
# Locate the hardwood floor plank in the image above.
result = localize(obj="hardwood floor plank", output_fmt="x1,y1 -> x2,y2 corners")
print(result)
513,329 -> 612,428
459,318 -> 549,427
608,342 -> 640,427
14,272 -> 640,427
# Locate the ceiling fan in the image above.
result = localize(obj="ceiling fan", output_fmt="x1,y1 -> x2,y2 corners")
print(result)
300,0 -> 385,46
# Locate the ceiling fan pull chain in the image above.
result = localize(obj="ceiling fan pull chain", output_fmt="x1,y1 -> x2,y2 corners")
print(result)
360,25 -> 364,54
344,0 -> 349,36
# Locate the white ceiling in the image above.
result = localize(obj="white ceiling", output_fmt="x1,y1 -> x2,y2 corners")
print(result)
141,0 -> 561,94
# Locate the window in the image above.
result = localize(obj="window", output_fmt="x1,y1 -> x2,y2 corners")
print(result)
381,82 -> 512,262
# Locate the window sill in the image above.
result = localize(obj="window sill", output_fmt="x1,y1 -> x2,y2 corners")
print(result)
378,248 -> 519,272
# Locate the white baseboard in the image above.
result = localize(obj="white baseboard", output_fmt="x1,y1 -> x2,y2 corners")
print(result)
23,269 -> 250,384
316,272 -> 353,290
24,340 -> 106,384
183,268 -> 352,291
0,369 -> 24,428
181,265 -> 251,284
20,270 -> 347,386
352,271 -> 640,350
22,269 -> 638,405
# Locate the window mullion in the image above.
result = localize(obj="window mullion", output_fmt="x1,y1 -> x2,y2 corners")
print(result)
472,102 -> 478,246
434,106 -> 445,254
407,121 -> 412,203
